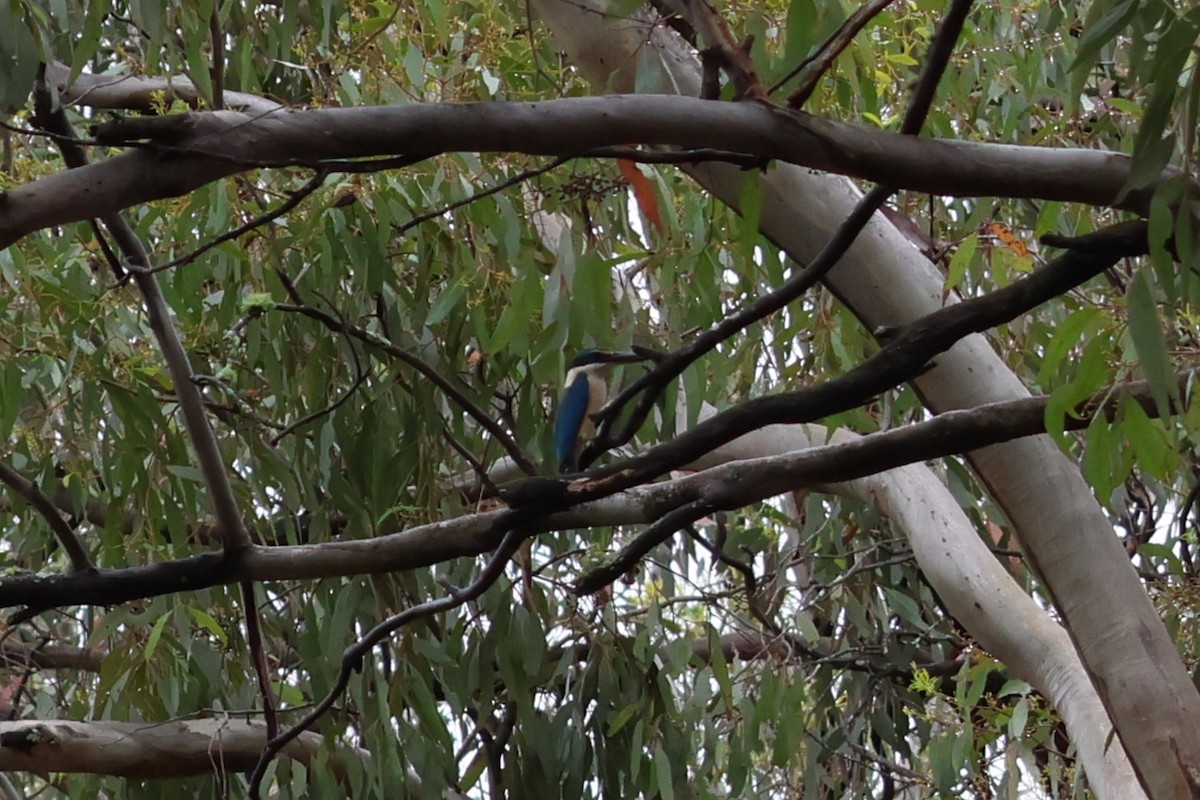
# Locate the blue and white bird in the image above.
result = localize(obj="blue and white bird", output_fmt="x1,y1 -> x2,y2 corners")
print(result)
554,348 -> 646,473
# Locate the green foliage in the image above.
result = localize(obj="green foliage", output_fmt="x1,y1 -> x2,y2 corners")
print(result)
0,0 -> 1198,797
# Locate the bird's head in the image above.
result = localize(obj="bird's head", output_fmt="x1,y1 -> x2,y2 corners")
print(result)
567,348 -> 647,373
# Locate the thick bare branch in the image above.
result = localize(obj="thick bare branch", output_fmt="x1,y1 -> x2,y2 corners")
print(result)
0,718 -> 363,780
0,96 -> 1169,248
46,62 -> 282,115
0,642 -> 103,673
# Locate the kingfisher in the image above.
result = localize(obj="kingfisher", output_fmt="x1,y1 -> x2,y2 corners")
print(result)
554,348 -> 647,473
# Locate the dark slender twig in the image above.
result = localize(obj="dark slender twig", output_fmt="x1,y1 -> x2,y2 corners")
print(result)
482,701 -> 518,800
304,154 -> 430,173
3,638 -> 47,720
898,0 -> 976,137
773,0 -> 897,106
394,157 -> 570,236
803,552 -> 920,607
586,0 -> 977,465
240,581 -> 278,739
88,220 -> 127,280
1178,476 -> 1200,574
247,526 -> 529,797
648,0 -> 698,45
684,525 -> 780,634
267,312 -> 368,446
270,289 -> 539,475
0,118 -> 106,146
843,737 -> 930,784
0,461 -> 92,573
575,500 -> 715,596
144,170 -> 328,274
31,78 -> 253,554
209,3 -> 225,111
346,1 -> 401,56
674,0 -> 766,99
443,427 -> 500,499
583,146 -> 767,168
195,377 -> 288,431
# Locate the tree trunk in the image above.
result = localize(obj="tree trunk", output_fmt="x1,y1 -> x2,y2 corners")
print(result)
530,2 -> 1200,796
686,405 -> 1144,798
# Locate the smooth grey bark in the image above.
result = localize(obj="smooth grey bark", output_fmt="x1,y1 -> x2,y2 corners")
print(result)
686,404 -> 1143,799
0,94 -> 1170,249
0,719 -> 466,797
46,62 -> 283,115
528,1 -> 1199,797
0,718 -> 363,779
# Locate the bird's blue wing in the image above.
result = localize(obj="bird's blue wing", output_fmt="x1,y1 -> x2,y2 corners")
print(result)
554,374 -> 590,473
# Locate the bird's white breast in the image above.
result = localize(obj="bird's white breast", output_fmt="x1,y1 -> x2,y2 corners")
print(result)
563,365 -> 612,439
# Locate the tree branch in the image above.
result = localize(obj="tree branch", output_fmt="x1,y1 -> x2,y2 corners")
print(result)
46,61 -> 283,115
0,718 -> 364,780
589,0 -> 972,462
247,526 -> 529,797
31,78 -> 254,554
667,0 -> 766,99
0,96 -> 1171,249
0,461 -> 92,573
544,221 -> 1149,505
575,500 -> 714,595
0,364 -> 1183,613
239,582 -> 278,740
147,169 -> 329,274
208,6 -> 225,111
269,294 -> 540,475
772,0 -> 897,105
0,642 -> 103,672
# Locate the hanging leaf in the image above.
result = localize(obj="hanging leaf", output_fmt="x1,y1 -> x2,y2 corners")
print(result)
1127,268 -> 1178,418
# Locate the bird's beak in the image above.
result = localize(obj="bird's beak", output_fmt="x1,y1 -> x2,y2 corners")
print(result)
601,351 -> 649,364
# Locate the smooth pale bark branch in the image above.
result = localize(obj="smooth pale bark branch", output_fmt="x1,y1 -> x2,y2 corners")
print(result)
0,94 -> 1171,249
530,4 -> 1195,797
46,62 -> 284,115
0,718 -> 365,779
685,403 -> 1142,799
